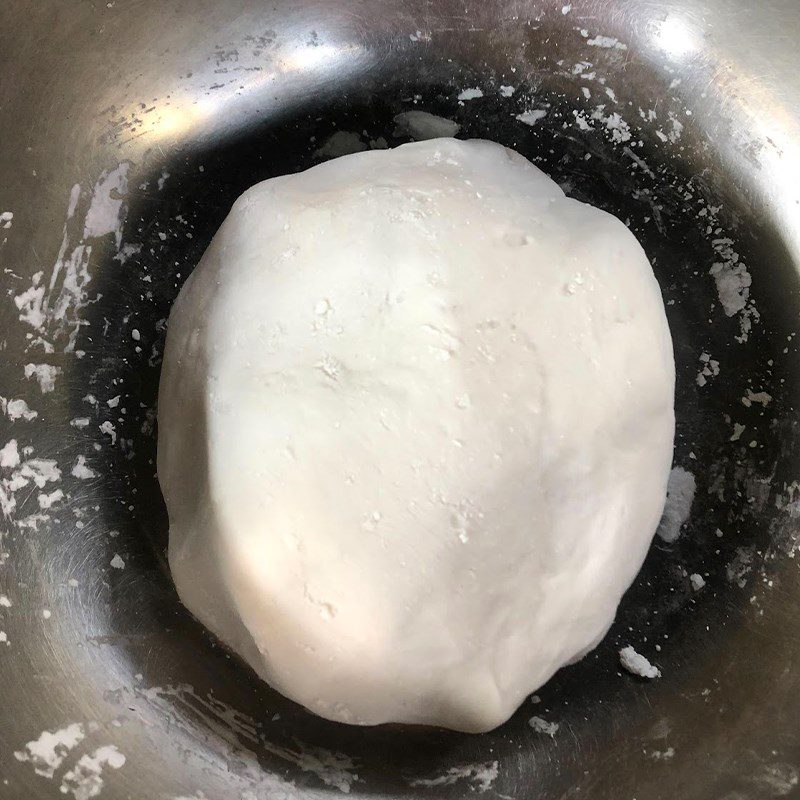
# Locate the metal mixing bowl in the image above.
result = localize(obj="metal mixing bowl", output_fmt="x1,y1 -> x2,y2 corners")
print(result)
2,1 -> 799,798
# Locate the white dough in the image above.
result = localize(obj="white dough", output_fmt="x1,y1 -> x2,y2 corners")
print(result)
158,138 -> 675,733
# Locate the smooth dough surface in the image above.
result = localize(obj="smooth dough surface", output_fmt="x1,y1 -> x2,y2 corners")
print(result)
158,138 -> 675,733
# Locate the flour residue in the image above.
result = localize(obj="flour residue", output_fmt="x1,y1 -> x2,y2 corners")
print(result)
38,488 -> 64,510
516,109 -> 548,126
619,645 -> 661,678
13,722 -> 86,778
59,745 -> 126,800
24,363 -> 61,393
529,715 -> 560,737
457,87 -> 484,101
12,164 -> 131,353
410,761 -> 499,793
127,683 -> 359,794
706,233 -> 759,342
83,165 -> 130,247
689,573 -> 706,591
1,451 -> 61,519
261,742 -> 360,794
0,397 -> 38,421
742,389 -> 772,407
0,439 -> 20,469
657,466 -> 696,542
650,746 -> 676,760
696,352 -> 720,387
590,105 -> 632,143
71,455 -> 97,480
726,545 -> 756,588
585,34 -> 627,50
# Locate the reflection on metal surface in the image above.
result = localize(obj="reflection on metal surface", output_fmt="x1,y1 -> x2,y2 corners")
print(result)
1,1 -> 800,799
651,16 -> 700,59
143,104 -> 203,140
281,43 -> 343,72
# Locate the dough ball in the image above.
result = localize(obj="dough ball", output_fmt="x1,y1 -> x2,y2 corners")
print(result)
157,138 -> 674,733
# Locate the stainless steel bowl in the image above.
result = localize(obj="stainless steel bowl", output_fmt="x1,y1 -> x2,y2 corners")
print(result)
2,1 -> 799,798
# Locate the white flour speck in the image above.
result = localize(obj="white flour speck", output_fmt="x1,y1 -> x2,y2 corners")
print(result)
619,645 -> 661,678
650,746 -> 675,760
689,573 -> 706,591
71,456 -> 97,480
516,109 -> 548,126
99,421 -> 117,444
0,440 -> 20,469
499,85 -> 515,97
457,87 -> 484,101
110,554 -> 125,569
730,422 -> 746,442
38,489 -> 64,510
24,363 -> 61,393
529,716 -> 559,737
742,389 -> 772,407
586,35 -> 627,50
696,352 -> 720,387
